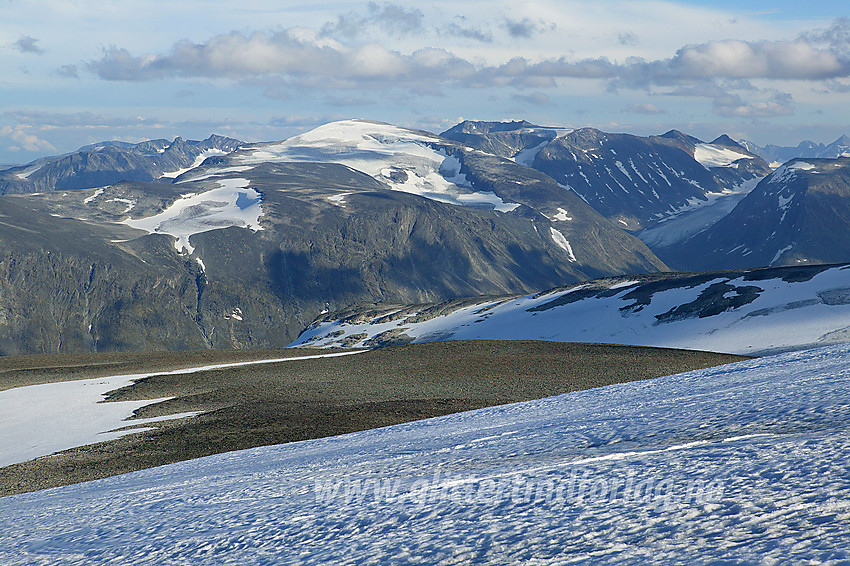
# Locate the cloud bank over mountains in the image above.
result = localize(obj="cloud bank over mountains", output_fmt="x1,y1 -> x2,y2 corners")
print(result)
88,18 -> 850,87
2,1 -> 850,163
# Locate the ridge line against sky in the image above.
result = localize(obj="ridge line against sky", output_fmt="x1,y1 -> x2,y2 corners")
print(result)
2,0 -> 849,165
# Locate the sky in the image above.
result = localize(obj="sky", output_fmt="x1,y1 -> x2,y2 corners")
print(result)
2,0 -> 849,165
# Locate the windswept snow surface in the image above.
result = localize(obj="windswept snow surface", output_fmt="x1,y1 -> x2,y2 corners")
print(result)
0,351 -> 365,468
122,178 -> 264,254
293,265 -> 850,355
233,119 -> 520,212
2,345 -> 849,564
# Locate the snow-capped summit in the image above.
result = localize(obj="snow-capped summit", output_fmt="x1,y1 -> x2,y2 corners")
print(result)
0,118 -> 671,354
230,119 -> 520,212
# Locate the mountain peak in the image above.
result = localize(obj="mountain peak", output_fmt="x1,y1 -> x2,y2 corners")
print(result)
441,120 -> 541,136
710,134 -> 744,149
829,135 -> 850,148
659,130 -> 703,146
283,119 -> 437,148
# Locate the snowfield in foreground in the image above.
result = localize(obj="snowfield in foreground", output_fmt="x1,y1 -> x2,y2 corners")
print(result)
2,345 -> 848,564
0,351 -> 365,468
293,264 -> 850,355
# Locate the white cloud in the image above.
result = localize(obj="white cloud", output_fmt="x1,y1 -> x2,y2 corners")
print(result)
711,92 -> 794,118
668,39 -> 848,81
320,3 -> 425,39
800,16 -> 850,56
1,125 -> 56,152
87,30 -> 480,89
502,17 -> 555,39
440,22 -> 493,43
624,103 -> 665,115
87,21 -> 850,92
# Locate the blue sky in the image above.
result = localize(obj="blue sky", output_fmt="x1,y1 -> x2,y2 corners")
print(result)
2,0 -> 849,164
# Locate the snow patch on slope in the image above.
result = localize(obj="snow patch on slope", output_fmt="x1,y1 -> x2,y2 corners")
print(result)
789,161 -> 817,171
177,165 -> 253,184
326,192 -> 352,207
14,163 -> 44,180
550,227 -> 577,261
0,351 -> 365,468
83,187 -> 105,204
123,178 -> 264,255
160,149 -> 230,179
552,207 -> 573,221
0,376 -> 194,467
770,245 -> 794,266
513,140 -> 549,166
109,197 -> 136,214
693,144 -> 750,168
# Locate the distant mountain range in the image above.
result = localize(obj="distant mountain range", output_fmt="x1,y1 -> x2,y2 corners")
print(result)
442,120 -> 771,232
0,135 -> 242,194
0,120 -> 664,354
740,136 -> 850,166
656,158 -> 850,270
3,118 -> 850,354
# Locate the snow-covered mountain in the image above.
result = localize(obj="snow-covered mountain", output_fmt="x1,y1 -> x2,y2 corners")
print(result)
0,135 -> 242,194
178,119 -> 666,276
441,121 -> 771,232
0,120 -> 668,354
741,135 -> 850,167
230,120 -> 519,211
291,264 -> 850,355
2,343 -> 848,564
659,157 -> 850,270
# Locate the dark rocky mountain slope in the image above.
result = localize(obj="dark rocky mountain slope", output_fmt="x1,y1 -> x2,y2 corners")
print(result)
657,158 -> 850,270
442,120 -> 771,232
